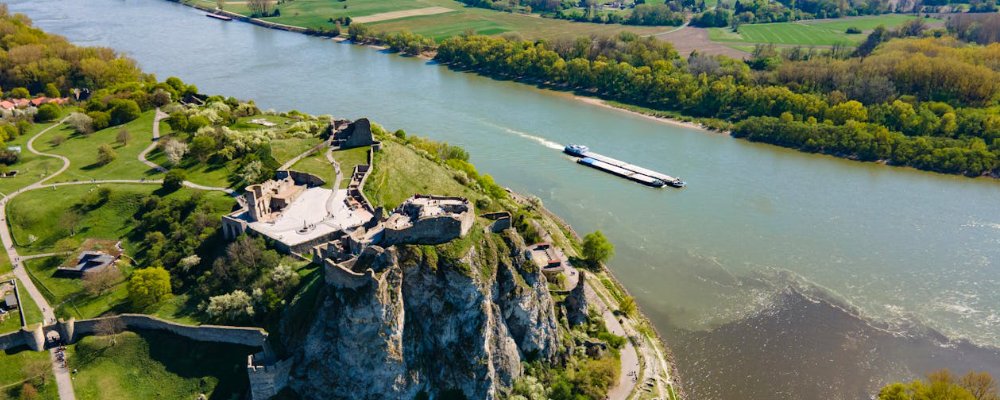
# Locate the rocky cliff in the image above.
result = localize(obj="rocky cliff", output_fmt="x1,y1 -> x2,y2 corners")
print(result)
286,229 -> 563,400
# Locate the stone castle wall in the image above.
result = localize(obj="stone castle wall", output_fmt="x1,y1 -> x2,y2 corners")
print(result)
383,215 -> 470,246
248,356 -> 294,400
0,328 -> 28,351
70,314 -> 268,348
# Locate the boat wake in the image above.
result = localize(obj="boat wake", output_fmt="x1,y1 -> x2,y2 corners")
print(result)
478,120 -> 563,150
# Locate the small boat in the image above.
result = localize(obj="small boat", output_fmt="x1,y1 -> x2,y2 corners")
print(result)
667,179 -> 686,188
563,144 -> 589,157
206,13 -> 233,21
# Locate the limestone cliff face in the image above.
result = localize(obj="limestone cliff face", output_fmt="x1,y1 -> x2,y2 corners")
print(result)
287,230 -> 561,400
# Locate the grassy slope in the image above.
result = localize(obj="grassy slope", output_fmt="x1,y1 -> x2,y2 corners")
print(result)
39,111 -> 162,183
23,256 -> 130,321
68,331 -> 251,400
0,347 -> 59,400
363,140 -> 484,210
0,109 -> 76,195
290,152 -> 335,189
7,185 -> 232,319
709,15 -> 936,46
330,146 -> 369,189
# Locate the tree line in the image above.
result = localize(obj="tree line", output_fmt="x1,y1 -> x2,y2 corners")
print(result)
431,30 -> 1000,177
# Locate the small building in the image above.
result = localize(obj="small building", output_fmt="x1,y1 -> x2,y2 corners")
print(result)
3,292 -> 18,310
56,251 -> 117,277
530,243 -> 562,269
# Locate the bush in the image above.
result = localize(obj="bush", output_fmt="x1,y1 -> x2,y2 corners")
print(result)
128,267 -> 172,309
35,103 -> 61,122
846,26 -> 862,34
97,144 -> 117,165
87,111 -> 111,131
162,169 -> 186,192
108,98 -> 141,125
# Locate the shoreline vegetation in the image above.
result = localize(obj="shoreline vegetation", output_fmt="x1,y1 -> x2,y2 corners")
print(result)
178,0 -> 998,180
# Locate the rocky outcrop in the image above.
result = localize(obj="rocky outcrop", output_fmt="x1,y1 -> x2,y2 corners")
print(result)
287,230 -> 561,400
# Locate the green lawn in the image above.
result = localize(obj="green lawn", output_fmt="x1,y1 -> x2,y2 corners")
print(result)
290,151 -> 335,189
23,256 -> 131,321
330,147 -> 370,189
68,331 -> 252,400
0,278 -> 44,333
270,137 -> 324,165
0,117 -> 74,196
148,147 -> 236,189
709,15 -> 938,46
364,141 -> 483,209
38,111 -> 162,183
7,184 -> 233,254
0,347 -> 59,400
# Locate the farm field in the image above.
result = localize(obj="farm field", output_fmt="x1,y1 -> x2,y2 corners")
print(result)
188,0 -> 668,40
708,15 -> 940,46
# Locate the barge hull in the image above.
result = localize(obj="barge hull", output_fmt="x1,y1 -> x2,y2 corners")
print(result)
577,158 -> 665,187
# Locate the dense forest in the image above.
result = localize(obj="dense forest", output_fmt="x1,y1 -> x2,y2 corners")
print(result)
429,24 -> 1000,177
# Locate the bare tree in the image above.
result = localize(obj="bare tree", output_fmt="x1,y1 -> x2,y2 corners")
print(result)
82,267 -> 123,296
21,358 -> 49,386
246,0 -> 274,17
59,210 -> 83,236
94,315 -> 126,346
116,127 -> 131,146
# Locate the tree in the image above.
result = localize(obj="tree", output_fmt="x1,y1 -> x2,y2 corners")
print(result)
8,87 -> 29,98
162,169 -> 186,192
150,89 -> 171,107
246,0 -> 275,17
618,295 -> 637,317
86,111 -> 110,131
162,138 -> 188,165
49,134 -> 66,146
878,370 -> 997,400
20,383 -> 38,400
44,83 -> 60,98
116,127 -> 131,146
21,357 -> 49,386
127,266 -> 172,308
93,315 -> 126,346
189,135 -> 216,162
206,290 -> 255,322
582,230 -> 614,267
107,98 -> 141,125
96,144 -> 117,165
34,103 -> 60,122
59,210 -> 83,236
83,267 -> 123,296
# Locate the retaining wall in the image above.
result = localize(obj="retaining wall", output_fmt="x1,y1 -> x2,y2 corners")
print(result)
71,314 -> 267,348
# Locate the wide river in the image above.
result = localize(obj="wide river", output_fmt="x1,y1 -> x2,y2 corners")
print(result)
10,1 -> 1000,398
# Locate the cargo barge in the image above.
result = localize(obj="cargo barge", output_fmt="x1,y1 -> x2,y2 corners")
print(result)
564,145 -> 686,188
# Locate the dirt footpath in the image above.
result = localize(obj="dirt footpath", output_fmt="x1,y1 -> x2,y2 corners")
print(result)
655,27 -> 749,59
351,7 -> 454,24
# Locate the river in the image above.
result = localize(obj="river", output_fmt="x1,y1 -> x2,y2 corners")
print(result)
9,1 -> 1000,398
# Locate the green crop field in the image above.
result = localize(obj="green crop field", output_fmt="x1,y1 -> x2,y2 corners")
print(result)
188,0 -> 668,40
709,15 -> 939,46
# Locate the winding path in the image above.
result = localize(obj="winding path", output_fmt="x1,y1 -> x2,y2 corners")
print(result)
0,117 -> 76,400
0,113 -> 238,400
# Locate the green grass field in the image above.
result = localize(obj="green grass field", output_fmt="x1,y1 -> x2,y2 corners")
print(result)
709,15 -> 938,46
68,331 -> 252,400
0,347 -> 59,400
189,0 -> 668,40
23,256 -> 131,321
290,151 -> 335,189
0,278 -> 44,333
7,184 -> 233,254
330,147 -> 370,188
0,110 -> 76,196
364,141 -> 483,209
38,111 -> 163,183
